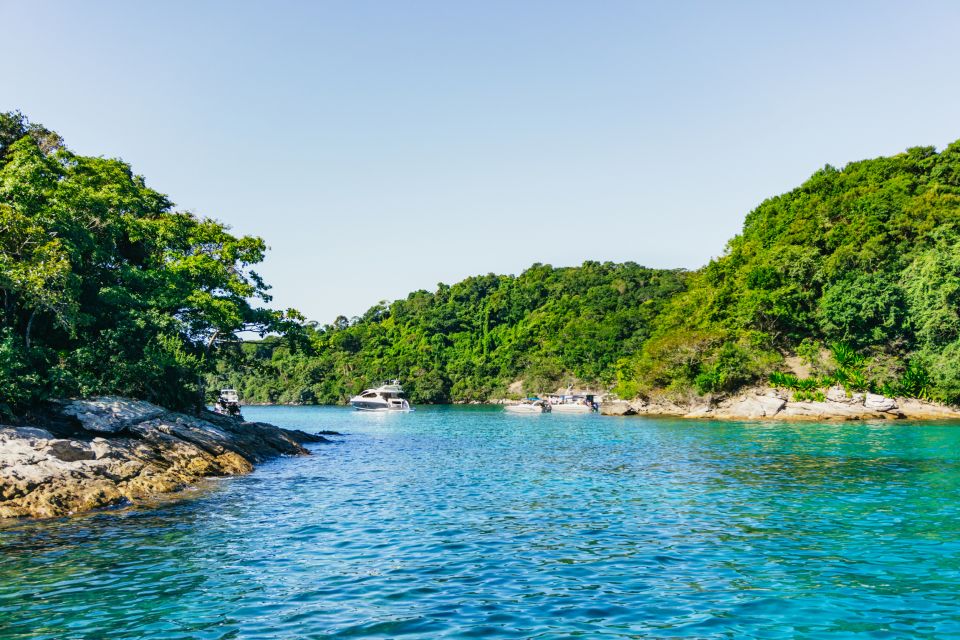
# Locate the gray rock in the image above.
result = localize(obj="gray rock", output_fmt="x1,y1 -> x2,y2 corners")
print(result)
778,400 -> 879,420
864,393 -> 898,412
684,405 -> 714,418
715,394 -> 786,419
44,440 -> 97,462
59,396 -> 166,433
825,386 -> 865,405
600,385 -> 960,422
1,397 -> 329,519
897,398 -> 960,419
599,401 -> 635,416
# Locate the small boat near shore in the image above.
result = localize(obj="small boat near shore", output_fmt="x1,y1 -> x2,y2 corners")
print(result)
213,388 -> 243,417
550,402 -> 593,413
504,398 -> 552,414
547,394 -> 598,413
350,380 -> 414,412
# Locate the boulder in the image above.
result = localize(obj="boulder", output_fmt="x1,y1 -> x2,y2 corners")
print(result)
60,396 -> 165,433
714,394 -> 786,419
684,405 -> 714,418
777,400 -> 884,420
630,399 -> 688,416
825,386 -> 864,405
897,398 -> 960,420
600,401 -> 635,416
864,393 -> 898,412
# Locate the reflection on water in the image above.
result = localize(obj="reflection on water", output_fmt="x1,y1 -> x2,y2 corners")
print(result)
3,407 -> 960,638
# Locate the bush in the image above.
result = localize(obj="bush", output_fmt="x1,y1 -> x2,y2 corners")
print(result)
926,342 -> 960,403
692,340 -> 772,394
899,359 -> 934,401
0,112 -> 296,414
0,330 -> 43,417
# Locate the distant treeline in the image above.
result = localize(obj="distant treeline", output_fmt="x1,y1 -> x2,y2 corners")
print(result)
209,263 -> 688,404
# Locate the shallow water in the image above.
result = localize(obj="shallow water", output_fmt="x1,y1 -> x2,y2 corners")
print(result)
3,406 -> 960,638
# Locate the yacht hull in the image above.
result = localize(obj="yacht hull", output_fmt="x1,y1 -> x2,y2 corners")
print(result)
349,381 -> 414,412
352,403 -> 414,412
550,404 -> 593,413
504,404 -> 547,413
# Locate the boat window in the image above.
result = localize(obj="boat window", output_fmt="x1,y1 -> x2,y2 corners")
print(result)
362,392 -> 378,398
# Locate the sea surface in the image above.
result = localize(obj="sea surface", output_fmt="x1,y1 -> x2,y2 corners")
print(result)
3,406 -> 960,639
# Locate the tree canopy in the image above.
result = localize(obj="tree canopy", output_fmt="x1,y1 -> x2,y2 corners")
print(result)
217,140 -> 960,406
7,110 -> 960,410
0,111 -> 299,415
616,142 -> 960,402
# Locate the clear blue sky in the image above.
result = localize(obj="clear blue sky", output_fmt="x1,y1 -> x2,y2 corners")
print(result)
4,1 -> 960,322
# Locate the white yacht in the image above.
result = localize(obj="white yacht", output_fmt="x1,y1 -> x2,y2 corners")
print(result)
504,398 -> 552,414
213,389 -> 242,417
350,380 -> 413,412
548,394 -> 596,413
550,402 -> 593,413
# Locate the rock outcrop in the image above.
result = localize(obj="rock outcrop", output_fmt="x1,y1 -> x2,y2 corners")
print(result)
0,398 -> 328,519
599,400 -> 636,416
601,386 -> 960,422
59,396 -> 165,434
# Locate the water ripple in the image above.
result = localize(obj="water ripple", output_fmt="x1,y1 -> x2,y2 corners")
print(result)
4,407 -> 960,638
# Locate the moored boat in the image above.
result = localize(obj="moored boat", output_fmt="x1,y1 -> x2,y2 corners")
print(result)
214,388 -> 242,417
550,402 -> 593,413
504,398 -> 551,413
349,380 -> 414,412
547,393 -> 599,413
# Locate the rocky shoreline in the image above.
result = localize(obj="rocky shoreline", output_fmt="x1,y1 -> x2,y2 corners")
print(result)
0,397 -> 328,519
600,386 -> 960,421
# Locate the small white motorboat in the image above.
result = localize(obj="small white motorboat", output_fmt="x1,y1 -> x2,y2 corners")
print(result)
350,380 -> 414,412
213,388 -> 242,417
504,398 -> 551,414
546,393 -> 599,413
550,402 -> 593,413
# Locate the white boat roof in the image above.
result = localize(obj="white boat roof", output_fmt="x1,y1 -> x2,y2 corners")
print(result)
363,383 -> 403,393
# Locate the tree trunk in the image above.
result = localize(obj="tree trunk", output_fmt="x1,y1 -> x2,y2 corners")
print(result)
24,310 -> 36,350
197,330 -> 221,410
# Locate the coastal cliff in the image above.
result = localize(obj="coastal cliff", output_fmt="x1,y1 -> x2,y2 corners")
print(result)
0,397 -> 327,519
600,386 -> 960,421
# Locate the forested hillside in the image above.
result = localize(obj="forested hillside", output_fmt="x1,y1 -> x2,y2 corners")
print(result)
617,142 -> 960,402
210,263 -> 687,404
218,140 -> 960,406
5,108 -> 960,411
0,112 -> 297,415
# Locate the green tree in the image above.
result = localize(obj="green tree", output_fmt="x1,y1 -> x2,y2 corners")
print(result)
0,111 -> 300,413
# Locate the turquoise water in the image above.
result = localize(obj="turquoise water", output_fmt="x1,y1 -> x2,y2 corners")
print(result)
3,407 -> 960,638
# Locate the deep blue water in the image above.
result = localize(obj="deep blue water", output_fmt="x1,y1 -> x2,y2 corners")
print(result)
4,406 -> 960,638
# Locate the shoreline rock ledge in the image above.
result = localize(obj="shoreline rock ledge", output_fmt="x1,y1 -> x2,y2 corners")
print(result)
0,397 -> 327,519
600,386 -> 960,421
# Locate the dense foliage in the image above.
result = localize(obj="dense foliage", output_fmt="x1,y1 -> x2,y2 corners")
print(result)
218,141 -> 960,406
616,142 -> 960,402
8,109 -> 960,409
209,263 -> 687,404
0,112 -> 299,415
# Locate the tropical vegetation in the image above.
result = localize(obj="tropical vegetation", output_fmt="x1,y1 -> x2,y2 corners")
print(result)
5,110 -> 960,412
218,140 -> 960,406
0,111 -> 299,416
615,141 -> 960,403
209,263 -> 687,404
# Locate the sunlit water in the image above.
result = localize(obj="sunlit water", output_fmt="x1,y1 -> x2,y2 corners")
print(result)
3,406 -> 960,638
